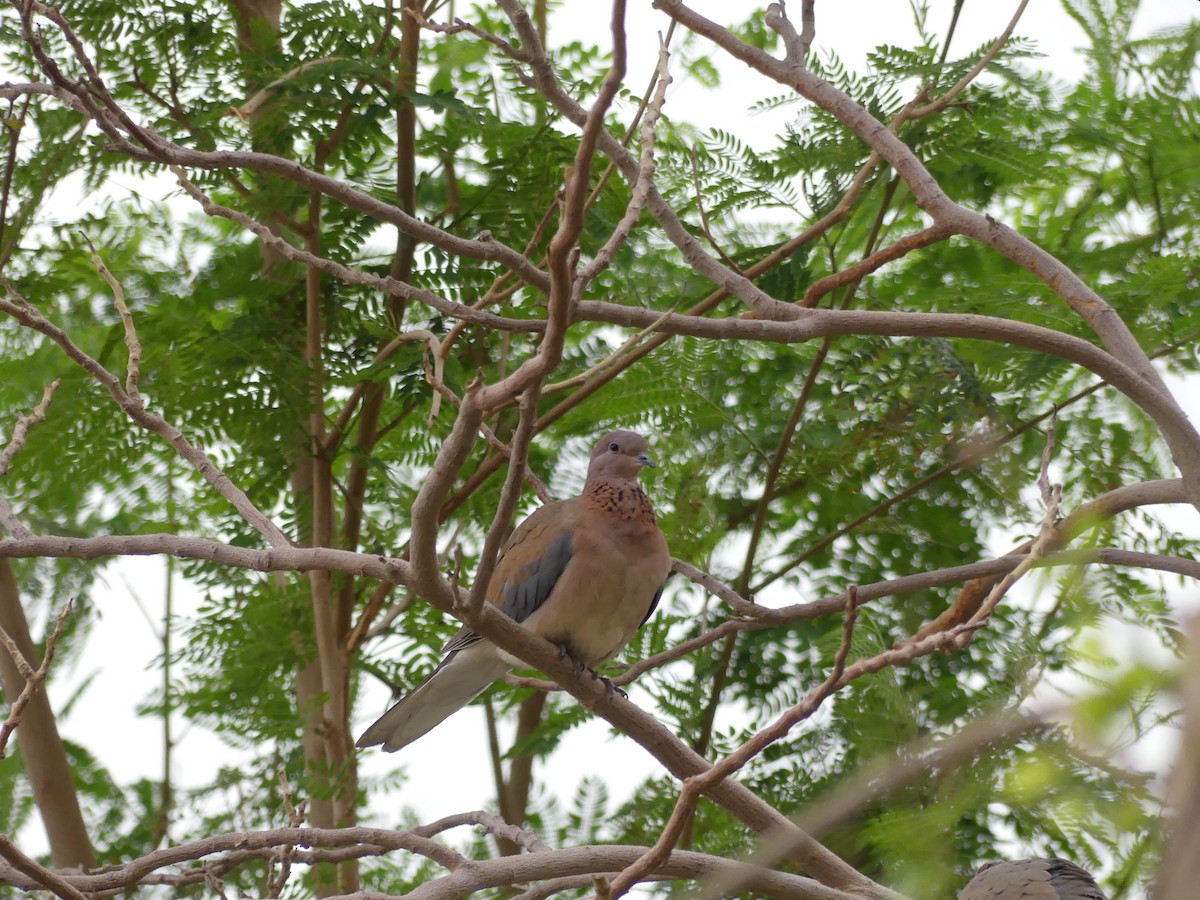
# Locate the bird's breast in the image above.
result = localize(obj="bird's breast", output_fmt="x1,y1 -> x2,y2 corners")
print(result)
583,480 -> 657,526
525,525 -> 669,668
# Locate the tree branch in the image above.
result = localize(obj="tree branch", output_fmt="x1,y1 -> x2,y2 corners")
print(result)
694,709 -> 1051,900
0,283 -> 291,548
609,590 -> 861,897
651,0 -> 1200,504
171,168 -> 540,337
0,833 -> 86,900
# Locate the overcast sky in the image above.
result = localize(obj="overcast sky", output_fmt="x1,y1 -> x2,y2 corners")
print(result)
23,0 -> 1200,884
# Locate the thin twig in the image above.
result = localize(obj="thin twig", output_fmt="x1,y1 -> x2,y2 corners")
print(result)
608,589 -> 861,897
393,329 -> 447,423
797,0 -> 815,62
799,224 -> 952,307
82,236 -> 141,404
669,559 -> 755,617
0,380 -> 59,478
687,144 -> 740,273
911,0 -> 1032,118
0,95 -> 30,269
171,167 -> 538,337
691,709 -> 1050,900
948,426 -> 1062,648
0,379 -> 60,539
409,9 -> 531,62
268,767 -> 307,898
544,304 -> 679,396
578,31 -> 673,287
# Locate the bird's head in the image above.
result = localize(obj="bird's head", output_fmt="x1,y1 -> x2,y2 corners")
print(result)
586,430 -> 656,484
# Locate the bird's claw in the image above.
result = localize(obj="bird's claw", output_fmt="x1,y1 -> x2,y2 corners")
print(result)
556,645 -> 625,699
555,643 -> 588,679
590,670 -> 627,701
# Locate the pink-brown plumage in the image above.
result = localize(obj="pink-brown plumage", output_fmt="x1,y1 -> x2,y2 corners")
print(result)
357,430 -> 671,752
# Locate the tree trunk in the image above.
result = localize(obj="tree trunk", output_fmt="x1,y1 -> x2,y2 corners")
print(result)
493,692 -> 547,856
226,0 -> 358,892
1155,618 -> 1200,900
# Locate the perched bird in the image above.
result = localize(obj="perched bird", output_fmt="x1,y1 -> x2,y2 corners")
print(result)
357,430 -> 672,752
959,859 -> 1108,900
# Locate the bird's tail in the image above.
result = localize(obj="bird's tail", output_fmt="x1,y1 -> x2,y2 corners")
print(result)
356,642 -> 510,752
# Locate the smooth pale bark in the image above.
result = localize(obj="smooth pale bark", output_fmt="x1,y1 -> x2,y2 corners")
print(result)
1155,618 -> 1200,900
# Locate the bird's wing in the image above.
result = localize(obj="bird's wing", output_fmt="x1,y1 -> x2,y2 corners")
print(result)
440,501 -> 576,656
959,859 -> 1107,900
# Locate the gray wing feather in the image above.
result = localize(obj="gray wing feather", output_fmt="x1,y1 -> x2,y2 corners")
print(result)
960,859 -> 1107,900
1048,860 -> 1107,900
500,530 -> 574,623
441,530 -> 574,656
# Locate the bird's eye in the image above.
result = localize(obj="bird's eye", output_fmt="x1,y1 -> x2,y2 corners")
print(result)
609,442 -> 620,452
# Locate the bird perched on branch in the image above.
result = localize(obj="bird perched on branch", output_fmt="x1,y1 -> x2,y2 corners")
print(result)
357,430 -> 672,753
959,859 -> 1108,899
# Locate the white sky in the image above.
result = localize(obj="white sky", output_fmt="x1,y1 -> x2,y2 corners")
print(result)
19,0 -> 1200,893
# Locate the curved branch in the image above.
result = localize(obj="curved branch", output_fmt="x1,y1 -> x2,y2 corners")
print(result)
0,286 -> 290,548
172,170 -> 541,336
799,224 -> 953,307
571,303 -> 1198,463
915,478 -> 1188,638
7,2 -> 550,295
651,0 -> 1200,501
0,826 -> 462,894
695,709 -> 1050,900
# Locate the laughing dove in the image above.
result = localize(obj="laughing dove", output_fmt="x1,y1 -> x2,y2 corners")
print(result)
959,859 -> 1108,900
357,430 -> 672,752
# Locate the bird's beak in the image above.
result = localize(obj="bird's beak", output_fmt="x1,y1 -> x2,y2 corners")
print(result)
637,453 -> 656,468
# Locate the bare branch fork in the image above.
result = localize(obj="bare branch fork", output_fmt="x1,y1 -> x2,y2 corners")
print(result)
0,832 -> 86,900
608,589 -> 862,896
0,598 -> 72,758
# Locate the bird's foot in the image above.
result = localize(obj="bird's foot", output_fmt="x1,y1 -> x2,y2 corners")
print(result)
591,669 -> 628,701
554,643 -> 588,679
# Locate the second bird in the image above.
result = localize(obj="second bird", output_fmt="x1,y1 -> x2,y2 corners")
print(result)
357,430 -> 672,752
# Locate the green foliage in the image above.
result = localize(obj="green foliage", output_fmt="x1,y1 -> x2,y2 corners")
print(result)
0,0 -> 1197,896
